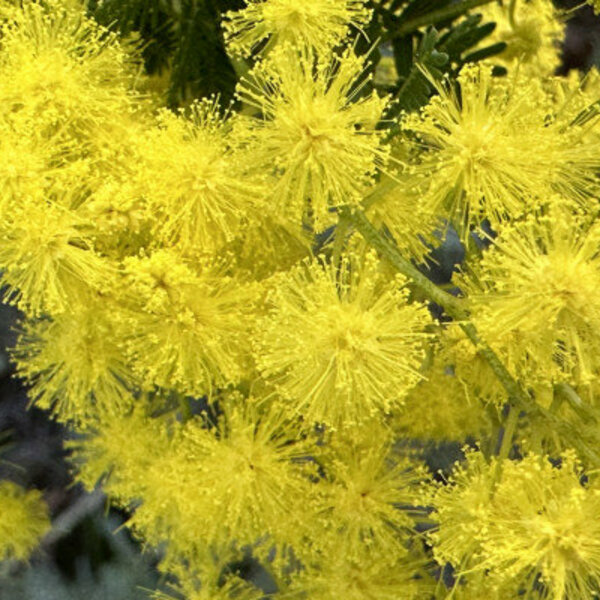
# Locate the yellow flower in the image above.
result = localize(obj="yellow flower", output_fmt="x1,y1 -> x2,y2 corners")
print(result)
14,298 -> 138,424
0,481 -> 50,561
459,201 -> 600,386
0,200 -> 114,317
69,405 -> 171,502
117,249 -> 254,398
310,422 -> 422,561
224,0 -> 371,57
254,251 -> 432,427
402,64 -> 600,239
136,100 -> 262,256
0,0 -> 145,143
477,0 -> 564,75
425,448 -> 496,572
237,45 -> 390,228
428,450 -> 600,599
122,394 -> 315,562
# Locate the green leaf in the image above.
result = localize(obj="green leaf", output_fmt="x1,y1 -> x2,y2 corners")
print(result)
386,27 -> 448,122
463,41 -> 507,63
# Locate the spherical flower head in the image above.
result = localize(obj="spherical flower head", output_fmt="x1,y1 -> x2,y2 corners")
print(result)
137,100 -> 262,256
428,449 -> 600,599
460,202 -> 600,386
14,299 -> 138,425
483,452 -> 600,599
402,64 -> 600,240
0,0 -> 145,140
311,422 -> 423,561
118,249 -> 254,398
478,0 -> 564,74
68,406 -> 171,502
223,0 -> 372,57
394,350 -> 494,442
254,251 -> 432,428
128,394 -> 315,561
425,448 -> 496,571
237,45 -> 390,229
0,200 -> 114,317
0,481 -> 50,561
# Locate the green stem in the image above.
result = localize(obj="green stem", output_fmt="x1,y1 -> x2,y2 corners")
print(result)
497,404 -> 518,461
332,215 -> 350,268
384,0 -> 496,40
555,382 -> 598,423
492,404 -> 519,485
177,393 -> 192,422
508,0 -> 518,28
343,205 -> 600,466
339,205 -> 465,315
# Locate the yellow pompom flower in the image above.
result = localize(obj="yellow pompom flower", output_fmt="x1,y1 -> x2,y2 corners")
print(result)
125,395 -> 315,561
237,45 -> 390,228
254,252 -> 432,428
0,481 -> 50,561
428,450 -> 600,600
137,100 -> 262,256
460,202 -> 600,386
14,298 -> 138,424
394,354 -> 494,442
310,422 -> 422,561
223,0 -> 371,57
424,448 -> 496,573
117,250 -> 254,398
0,200 -> 114,317
402,64 -> 600,239
69,405 -> 171,503
0,0 -> 145,142
478,0 -> 564,74
226,211 -> 312,281
484,451 -> 600,599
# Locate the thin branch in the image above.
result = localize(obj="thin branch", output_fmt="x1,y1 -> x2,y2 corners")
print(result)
41,489 -> 106,548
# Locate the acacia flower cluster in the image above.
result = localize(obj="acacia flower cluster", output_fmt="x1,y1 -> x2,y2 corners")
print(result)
2,0 -> 600,598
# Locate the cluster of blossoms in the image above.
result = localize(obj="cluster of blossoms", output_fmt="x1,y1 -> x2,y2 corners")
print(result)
2,0 -> 600,599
